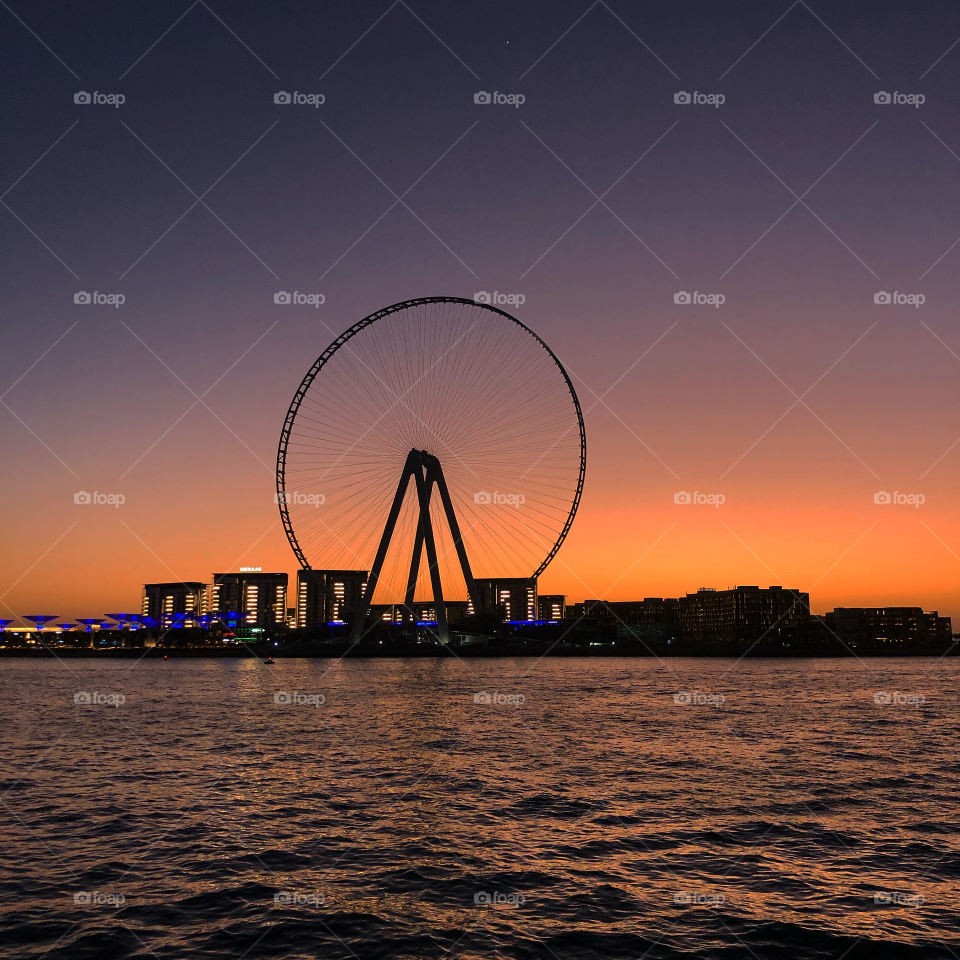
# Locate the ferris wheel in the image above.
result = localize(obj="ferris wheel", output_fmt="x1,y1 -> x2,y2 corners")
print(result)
276,296 -> 586,635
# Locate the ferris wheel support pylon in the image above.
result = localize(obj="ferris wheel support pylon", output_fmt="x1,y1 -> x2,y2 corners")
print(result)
352,448 -> 481,645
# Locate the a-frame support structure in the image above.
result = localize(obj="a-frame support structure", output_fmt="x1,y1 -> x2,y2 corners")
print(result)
351,449 -> 481,644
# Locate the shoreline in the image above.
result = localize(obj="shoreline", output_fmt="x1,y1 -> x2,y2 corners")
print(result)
1,645 -> 956,660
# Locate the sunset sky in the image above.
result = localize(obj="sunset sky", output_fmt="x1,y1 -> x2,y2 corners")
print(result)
3,1 -> 960,623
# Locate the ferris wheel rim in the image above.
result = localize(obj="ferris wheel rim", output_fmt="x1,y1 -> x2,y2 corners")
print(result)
276,295 -> 586,581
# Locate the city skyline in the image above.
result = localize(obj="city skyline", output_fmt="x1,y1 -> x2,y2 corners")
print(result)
6,575 -> 953,662
5,2 -> 960,624
5,566 -> 953,635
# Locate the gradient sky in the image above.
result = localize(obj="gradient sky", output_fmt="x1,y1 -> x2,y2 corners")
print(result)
4,0 -> 960,624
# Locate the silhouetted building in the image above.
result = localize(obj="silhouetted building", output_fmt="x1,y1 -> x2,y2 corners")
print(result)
142,582 -> 207,625
212,571 -> 287,627
474,577 -> 537,621
583,597 -> 680,626
296,569 -> 366,627
369,600 -> 471,625
678,588 -> 722,640
412,601 -> 464,622
565,601 -> 587,621
581,597 -> 681,642
679,586 -> 810,646
537,595 -> 566,621
824,607 -> 952,648
443,601 -> 471,624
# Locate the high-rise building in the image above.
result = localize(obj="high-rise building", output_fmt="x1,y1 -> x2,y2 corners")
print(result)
474,578 -> 537,622
212,572 -> 287,627
679,586 -> 810,646
142,582 -> 207,625
296,569 -> 367,628
824,607 -> 952,648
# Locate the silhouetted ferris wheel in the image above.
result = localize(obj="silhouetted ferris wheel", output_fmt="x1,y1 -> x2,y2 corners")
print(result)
276,296 -> 585,632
